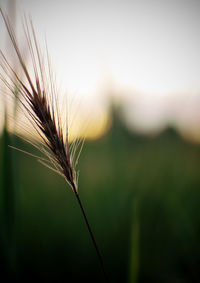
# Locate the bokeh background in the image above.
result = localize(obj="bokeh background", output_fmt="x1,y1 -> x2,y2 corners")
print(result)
0,0 -> 200,282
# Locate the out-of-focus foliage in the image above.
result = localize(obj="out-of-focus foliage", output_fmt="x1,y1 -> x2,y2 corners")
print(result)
0,109 -> 200,282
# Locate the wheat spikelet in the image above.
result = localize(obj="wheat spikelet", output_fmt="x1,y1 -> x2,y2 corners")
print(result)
0,8 -> 80,192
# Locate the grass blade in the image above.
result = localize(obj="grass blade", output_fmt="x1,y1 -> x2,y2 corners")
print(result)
0,112 -> 17,276
128,198 -> 140,283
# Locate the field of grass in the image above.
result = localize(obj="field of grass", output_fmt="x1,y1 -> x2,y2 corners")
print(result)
1,112 -> 200,282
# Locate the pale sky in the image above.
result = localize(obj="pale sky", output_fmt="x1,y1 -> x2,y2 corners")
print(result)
0,0 -> 200,140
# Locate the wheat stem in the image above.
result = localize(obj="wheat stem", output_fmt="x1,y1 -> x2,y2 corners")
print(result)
72,184 -> 107,280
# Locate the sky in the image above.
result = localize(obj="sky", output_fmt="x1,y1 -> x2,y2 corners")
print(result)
0,0 -> 200,141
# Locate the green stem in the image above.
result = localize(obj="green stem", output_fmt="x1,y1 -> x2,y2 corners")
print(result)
128,198 -> 140,283
1,112 -> 17,276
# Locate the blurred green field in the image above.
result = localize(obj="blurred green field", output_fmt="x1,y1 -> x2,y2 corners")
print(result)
1,111 -> 200,282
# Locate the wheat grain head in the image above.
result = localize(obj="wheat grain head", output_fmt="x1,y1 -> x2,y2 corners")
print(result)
0,8 -> 82,193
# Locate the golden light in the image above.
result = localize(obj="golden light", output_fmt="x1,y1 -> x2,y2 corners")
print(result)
0,0 -> 200,142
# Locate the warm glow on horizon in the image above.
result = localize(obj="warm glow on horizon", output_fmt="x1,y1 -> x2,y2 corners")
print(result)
0,0 -> 200,142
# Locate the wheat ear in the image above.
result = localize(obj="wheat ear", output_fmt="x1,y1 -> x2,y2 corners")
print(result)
0,9 -> 107,279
